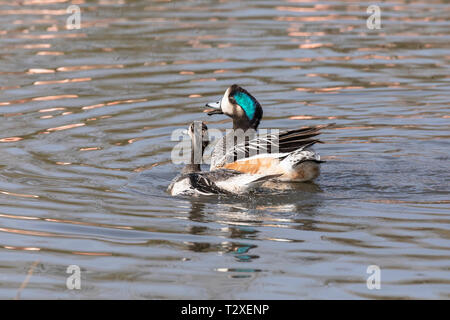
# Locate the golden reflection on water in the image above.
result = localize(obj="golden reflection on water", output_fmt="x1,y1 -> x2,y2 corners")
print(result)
34,77 -> 91,85
0,137 -> 24,142
46,123 -> 85,132
4,246 -> 41,251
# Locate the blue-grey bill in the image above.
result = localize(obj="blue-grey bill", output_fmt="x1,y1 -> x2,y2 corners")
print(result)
205,101 -> 223,115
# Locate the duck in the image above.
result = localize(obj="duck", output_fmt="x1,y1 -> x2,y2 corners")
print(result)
205,84 -> 333,182
167,121 -> 281,196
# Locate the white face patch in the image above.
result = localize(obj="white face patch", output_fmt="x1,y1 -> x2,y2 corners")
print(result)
221,87 -> 234,116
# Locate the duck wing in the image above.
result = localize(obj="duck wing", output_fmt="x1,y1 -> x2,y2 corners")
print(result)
220,123 -> 334,164
189,170 -> 243,195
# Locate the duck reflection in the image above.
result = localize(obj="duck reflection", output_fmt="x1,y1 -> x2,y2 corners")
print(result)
182,182 -> 323,266
184,199 -> 260,262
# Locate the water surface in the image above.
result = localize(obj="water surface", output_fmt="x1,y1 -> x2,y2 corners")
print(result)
0,0 -> 449,299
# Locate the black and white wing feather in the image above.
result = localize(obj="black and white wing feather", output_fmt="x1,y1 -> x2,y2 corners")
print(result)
212,124 -> 333,168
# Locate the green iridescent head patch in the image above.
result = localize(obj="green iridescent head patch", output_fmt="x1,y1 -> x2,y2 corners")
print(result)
233,91 -> 256,120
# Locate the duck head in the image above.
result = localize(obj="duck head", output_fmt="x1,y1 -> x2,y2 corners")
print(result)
187,121 -> 209,152
205,84 -> 263,130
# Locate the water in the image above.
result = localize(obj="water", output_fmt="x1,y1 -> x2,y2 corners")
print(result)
0,0 -> 449,299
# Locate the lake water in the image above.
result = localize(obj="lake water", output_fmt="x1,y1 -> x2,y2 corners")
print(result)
0,0 -> 449,299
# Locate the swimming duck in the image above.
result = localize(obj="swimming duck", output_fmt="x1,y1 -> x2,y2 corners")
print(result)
167,121 -> 281,196
205,84 -> 332,182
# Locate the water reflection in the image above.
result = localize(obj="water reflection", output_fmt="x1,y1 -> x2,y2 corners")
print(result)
176,185 -> 326,268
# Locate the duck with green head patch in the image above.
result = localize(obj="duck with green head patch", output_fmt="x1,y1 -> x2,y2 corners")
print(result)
205,84 -> 334,182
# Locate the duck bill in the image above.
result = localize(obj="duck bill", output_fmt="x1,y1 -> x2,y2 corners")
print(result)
205,101 -> 223,115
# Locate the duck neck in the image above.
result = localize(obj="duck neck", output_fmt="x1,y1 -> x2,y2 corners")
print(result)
182,139 -> 202,174
232,118 -> 255,131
